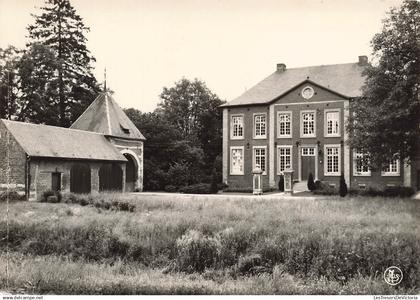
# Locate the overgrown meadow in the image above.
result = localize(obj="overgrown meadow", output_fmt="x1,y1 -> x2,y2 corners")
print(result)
0,193 -> 419,295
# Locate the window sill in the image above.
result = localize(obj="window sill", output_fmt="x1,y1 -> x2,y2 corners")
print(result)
381,173 -> 400,177
230,137 -> 244,140
253,136 -> 267,140
324,134 -> 341,138
300,135 -> 316,139
277,135 -> 292,139
324,173 -> 340,176
230,173 -> 244,176
353,173 -> 371,177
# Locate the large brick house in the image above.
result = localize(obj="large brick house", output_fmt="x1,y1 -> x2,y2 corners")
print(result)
221,56 -> 420,192
0,92 -> 145,200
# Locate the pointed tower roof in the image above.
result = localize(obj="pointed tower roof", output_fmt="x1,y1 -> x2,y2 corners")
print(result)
70,92 -> 145,140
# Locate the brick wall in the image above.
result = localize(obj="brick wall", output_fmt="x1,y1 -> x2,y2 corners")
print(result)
0,121 -> 27,192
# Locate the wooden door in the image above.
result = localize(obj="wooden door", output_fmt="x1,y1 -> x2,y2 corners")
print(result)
99,163 -> 123,192
301,147 -> 315,180
70,163 -> 91,194
51,172 -> 61,191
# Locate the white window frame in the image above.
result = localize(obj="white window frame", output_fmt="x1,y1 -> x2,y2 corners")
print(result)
381,159 -> 400,176
277,111 -> 292,138
253,113 -> 267,139
353,150 -> 371,176
253,146 -> 267,175
230,146 -> 244,175
277,145 -> 293,175
300,110 -> 316,138
324,109 -> 341,137
230,114 -> 244,140
324,144 -> 341,176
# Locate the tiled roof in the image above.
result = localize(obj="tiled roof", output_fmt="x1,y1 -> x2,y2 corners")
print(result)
70,92 -> 146,140
1,119 -> 127,161
221,62 -> 366,107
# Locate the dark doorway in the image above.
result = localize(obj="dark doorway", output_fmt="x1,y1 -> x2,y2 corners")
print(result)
301,147 -> 316,180
70,163 -> 91,194
99,163 -> 123,192
124,154 -> 137,192
51,172 -> 61,191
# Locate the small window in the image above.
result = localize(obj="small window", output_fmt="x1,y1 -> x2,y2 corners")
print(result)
301,111 -> 316,137
230,147 -> 244,175
278,112 -> 292,138
325,110 -> 340,137
302,147 -> 315,156
253,146 -> 267,174
120,124 -> 130,134
382,158 -> 400,176
254,114 -> 266,138
231,115 -> 244,139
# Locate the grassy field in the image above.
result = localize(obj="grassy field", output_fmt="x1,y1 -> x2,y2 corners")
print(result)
0,193 -> 419,295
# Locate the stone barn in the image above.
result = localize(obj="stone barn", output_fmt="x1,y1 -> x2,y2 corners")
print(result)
0,92 -> 145,200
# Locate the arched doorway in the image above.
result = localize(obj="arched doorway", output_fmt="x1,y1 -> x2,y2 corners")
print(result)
99,163 -> 123,191
124,154 -> 138,192
70,163 -> 91,194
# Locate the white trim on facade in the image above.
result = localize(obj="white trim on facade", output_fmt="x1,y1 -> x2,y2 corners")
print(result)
222,109 -> 228,183
230,146 -> 245,176
253,145 -> 267,175
274,100 -> 346,106
300,110 -> 316,138
269,105 -> 275,187
277,111 -> 293,138
403,159 -> 411,187
324,144 -> 341,176
253,112 -> 267,139
324,108 -> 341,137
343,101 -> 350,184
230,114 -> 244,140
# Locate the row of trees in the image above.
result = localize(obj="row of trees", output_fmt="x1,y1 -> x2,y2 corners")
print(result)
0,0 -> 101,127
125,78 -> 225,191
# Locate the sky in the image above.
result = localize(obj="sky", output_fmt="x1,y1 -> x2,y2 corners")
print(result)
0,0 -> 403,112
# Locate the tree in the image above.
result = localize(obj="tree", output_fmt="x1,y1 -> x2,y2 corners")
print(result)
278,175 -> 284,192
0,46 -> 22,119
307,173 -> 316,191
348,0 -> 420,167
25,0 -> 100,126
159,78 -> 225,167
339,173 -> 348,197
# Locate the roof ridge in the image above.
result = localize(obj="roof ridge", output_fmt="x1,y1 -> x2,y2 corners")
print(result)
1,119 -> 105,136
283,62 -> 359,71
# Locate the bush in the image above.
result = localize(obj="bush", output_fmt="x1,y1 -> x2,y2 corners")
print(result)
339,173 -> 348,197
383,186 -> 415,198
164,185 -> 178,193
179,183 -> 212,194
313,184 -> 338,196
176,230 -> 221,273
41,190 -> 62,203
307,173 -> 316,191
278,175 -> 284,192
236,254 -> 269,276
314,180 -> 322,190
0,190 -> 25,202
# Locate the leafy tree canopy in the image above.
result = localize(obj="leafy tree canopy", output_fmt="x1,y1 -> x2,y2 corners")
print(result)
348,0 -> 420,167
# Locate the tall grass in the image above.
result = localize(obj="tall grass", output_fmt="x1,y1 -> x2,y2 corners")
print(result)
0,195 -> 418,294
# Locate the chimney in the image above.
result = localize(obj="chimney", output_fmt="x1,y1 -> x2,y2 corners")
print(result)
277,63 -> 286,72
358,55 -> 368,66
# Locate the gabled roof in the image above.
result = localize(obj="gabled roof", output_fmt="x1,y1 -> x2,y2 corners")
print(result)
70,92 -> 145,140
1,119 -> 127,161
221,62 -> 366,107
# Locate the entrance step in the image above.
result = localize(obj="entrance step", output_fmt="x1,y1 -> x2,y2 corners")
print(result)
293,181 -> 309,193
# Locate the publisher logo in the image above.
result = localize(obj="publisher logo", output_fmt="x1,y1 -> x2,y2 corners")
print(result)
384,266 -> 403,286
